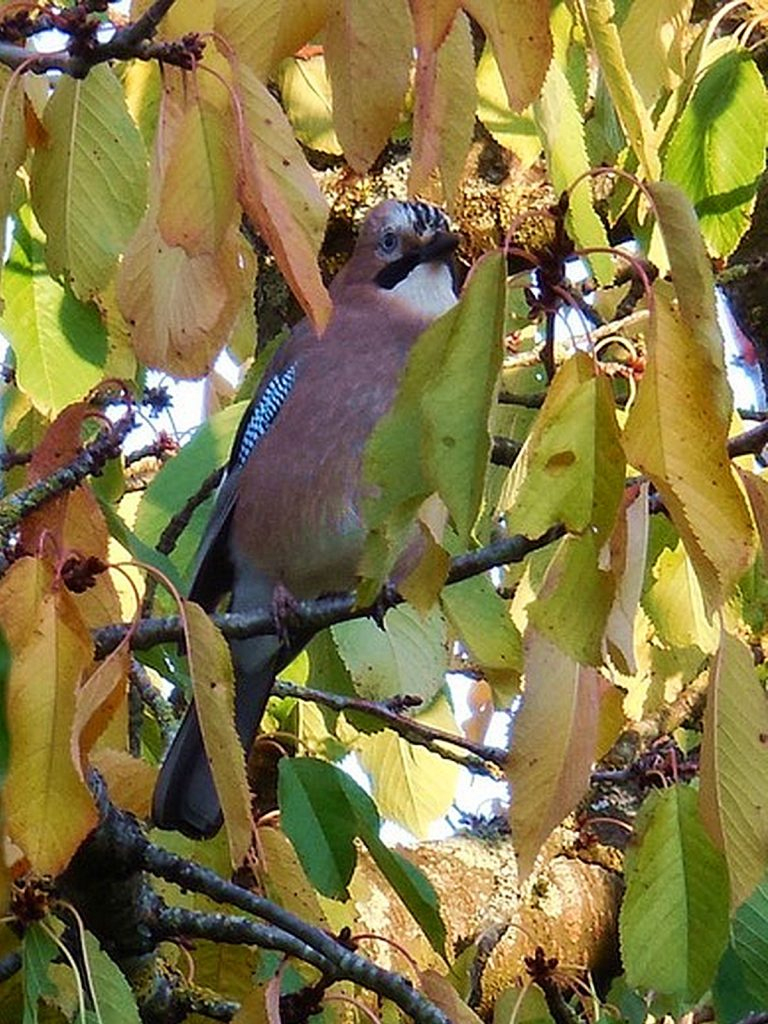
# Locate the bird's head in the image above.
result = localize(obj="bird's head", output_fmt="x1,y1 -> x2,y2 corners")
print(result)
335,199 -> 461,319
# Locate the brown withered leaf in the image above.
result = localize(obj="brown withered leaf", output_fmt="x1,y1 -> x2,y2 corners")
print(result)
233,63 -> 332,333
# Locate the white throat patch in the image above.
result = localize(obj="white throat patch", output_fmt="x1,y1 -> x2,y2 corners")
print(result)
390,262 -> 457,319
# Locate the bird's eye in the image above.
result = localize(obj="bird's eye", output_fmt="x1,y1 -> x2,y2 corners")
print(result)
380,229 -> 398,255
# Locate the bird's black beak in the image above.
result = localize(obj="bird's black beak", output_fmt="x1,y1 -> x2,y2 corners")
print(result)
417,230 -> 461,264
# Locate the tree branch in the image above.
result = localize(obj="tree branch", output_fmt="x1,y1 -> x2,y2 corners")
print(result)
0,0 -> 203,76
93,526 -> 565,658
272,680 -> 507,773
0,410 -> 135,547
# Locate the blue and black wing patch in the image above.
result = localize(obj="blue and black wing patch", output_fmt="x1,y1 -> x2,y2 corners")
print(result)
229,363 -> 297,471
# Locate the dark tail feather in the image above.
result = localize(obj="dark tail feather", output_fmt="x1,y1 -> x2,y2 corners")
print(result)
152,637 -> 280,839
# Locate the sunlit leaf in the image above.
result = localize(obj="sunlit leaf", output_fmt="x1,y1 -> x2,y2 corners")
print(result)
508,628 -> 622,877
356,696 -> 460,838
324,0 -> 414,171
620,785 -> 729,1003
619,0 -> 692,107
623,283 -> 755,612
215,0 -> 328,79
0,558 -> 98,876
157,88 -> 237,254
441,572 -> 522,689
184,600 -> 252,866
117,186 -> 247,379
644,541 -> 718,653
233,64 -> 331,332
664,50 -> 768,257
463,0 -> 552,111
501,352 -> 624,542
279,56 -> 341,155
578,0 -> 661,178
532,61 -> 611,281
476,46 -> 541,169
604,482 -> 649,675
332,603 -> 447,703
410,9 -> 475,204
527,532 -> 615,665
0,67 -> 26,298
30,65 -> 147,300
1,210 -> 108,417
699,630 -> 768,908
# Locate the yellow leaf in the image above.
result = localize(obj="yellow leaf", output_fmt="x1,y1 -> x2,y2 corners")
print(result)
410,10 -> 475,205
324,0 -> 414,171
117,185 -> 247,378
699,630 -> 768,908
508,628 -> 622,878
216,0 -> 328,79
233,64 -> 332,333
71,640 -> 131,775
604,482 -> 650,675
0,66 -> 26,238
90,748 -> 156,818
623,286 -> 756,612
501,352 -> 625,543
463,0 -> 552,111
356,696 -> 460,838
418,969 -> 484,1024
578,0 -> 661,179
157,93 -> 237,254
1,560 -> 98,875
257,824 -> 328,927
183,600 -> 253,866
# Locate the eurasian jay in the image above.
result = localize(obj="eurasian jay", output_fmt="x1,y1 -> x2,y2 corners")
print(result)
152,199 -> 461,839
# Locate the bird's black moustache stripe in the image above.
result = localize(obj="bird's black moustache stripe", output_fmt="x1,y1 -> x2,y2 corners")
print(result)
375,230 -> 459,290
375,250 -> 422,289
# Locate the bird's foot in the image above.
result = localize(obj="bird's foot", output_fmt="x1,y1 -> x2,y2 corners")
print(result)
271,582 -> 302,646
370,581 -> 400,631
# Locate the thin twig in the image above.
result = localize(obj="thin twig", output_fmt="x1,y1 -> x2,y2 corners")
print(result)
0,411 -> 135,546
272,680 -> 507,773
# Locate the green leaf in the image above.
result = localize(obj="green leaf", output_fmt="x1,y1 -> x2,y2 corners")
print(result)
644,541 -> 718,653
664,50 -> 767,258
98,499 -> 184,594
331,603 -> 447,703
30,64 -> 147,300
1,210 -> 108,417
527,532 -> 615,665
501,352 -> 625,543
580,0 -> 661,179
699,630 -> 768,908
441,572 -> 522,689
714,873 -> 768,1022
362,251 -> 506,578
279,56 -> 342,156
22,922 -> 59,1024
279,758 -> 446,954
620,784 -> 730,1005
82,931 -> 141,1024
619,0 -> 692,107
475,47 -> 541,169
532,61 -> 612,282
